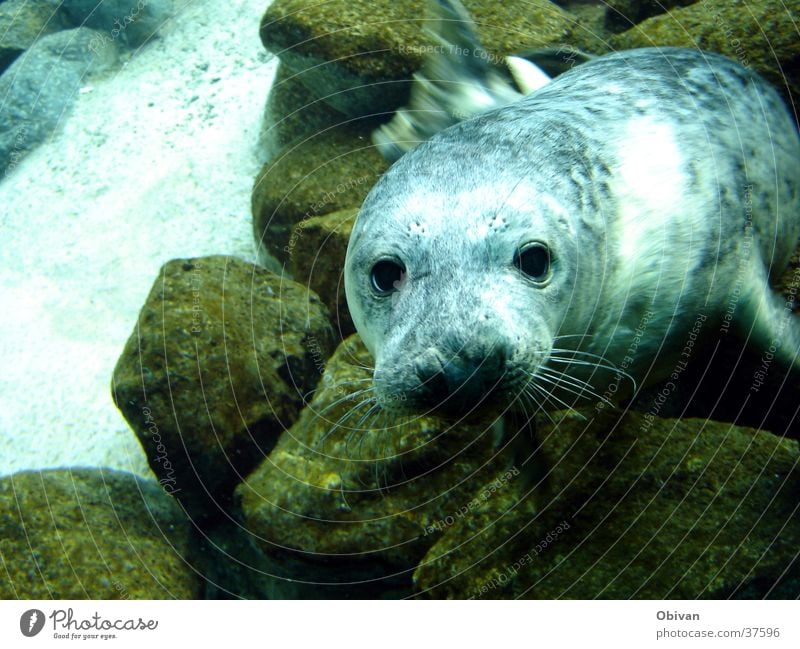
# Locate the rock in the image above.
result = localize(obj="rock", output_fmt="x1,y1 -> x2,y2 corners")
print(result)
259,62 -> 356,157
611,0 -> 800,106
112,256 -> 335,520
0,468 -> 200,599
414,410 -> 800,598
252,128 -> 387,266
259,0 -> 576,118
289,208 -> 358,338
59,0 -> 174,47
604,0 -> 699,33
563,2 -> 613,55
0,0 -> 66,74
0,27 -> 118,177
237,334 -> 510,598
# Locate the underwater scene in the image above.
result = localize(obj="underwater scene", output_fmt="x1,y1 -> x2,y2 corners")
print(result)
1,0 -> 799,603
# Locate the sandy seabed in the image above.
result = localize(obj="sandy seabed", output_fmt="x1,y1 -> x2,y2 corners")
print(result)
0,0 -> 277,478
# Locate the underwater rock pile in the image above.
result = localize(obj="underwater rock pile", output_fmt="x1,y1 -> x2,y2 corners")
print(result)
0,469 -> 200,598
0,0 -> 175,175
234,0 -> 800,599
4,0 -> 799,600
237,335 -> 509,598
416,412 -> 800,598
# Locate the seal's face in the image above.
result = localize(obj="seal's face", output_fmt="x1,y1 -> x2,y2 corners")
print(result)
344,159 -> 579,419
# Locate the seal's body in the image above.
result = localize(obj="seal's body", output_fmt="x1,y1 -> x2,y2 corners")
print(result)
344,48 -> 800,418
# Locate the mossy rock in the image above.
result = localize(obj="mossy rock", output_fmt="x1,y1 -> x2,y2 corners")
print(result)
611,0 -> 800,106
238,334 -> 510,598
252,128 -> 387,266
415,410 -> 800,598
259,0 -> 576,117
112,256 -> 335,521
289,207 -> 358,339
0,469 -> 199,599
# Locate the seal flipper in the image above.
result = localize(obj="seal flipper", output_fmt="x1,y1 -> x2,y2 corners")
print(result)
373,0 -> 543,161
739,265 -> 800,372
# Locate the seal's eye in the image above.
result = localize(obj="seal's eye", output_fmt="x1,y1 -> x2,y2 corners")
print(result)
515,242 -> 551,282
370,260 -> 405,295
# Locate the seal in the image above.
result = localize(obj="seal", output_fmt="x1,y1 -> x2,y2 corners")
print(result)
344,45 -> 800,419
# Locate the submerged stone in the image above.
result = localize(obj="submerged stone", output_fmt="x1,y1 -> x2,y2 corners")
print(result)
112,255 -> 335,521
0,468 -> 199,599
611,0 -> 800,106
288,207 -> 358,339
415,410 -> 800,598
0,0 -> 66,74
0,27 -> 118,177
252,129 -> 387,266
237,334 -> 510,598
59,0 -> 175,48
259,0 -> 575,118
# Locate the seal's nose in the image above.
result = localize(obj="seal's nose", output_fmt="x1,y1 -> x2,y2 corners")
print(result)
413,341 -> 504,415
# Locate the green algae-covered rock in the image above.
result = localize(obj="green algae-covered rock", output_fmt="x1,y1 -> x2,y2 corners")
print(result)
0,0 -> 65,73
0,469 -> 199,599
259,0 -> 576,117
289,207 -> 358,339
112,256 -> 335,521
611,0 -> 800,104
260,63 -> 361,156
252,129 -> 387,265
238,334 -> 511,598
414,410 -> 800,598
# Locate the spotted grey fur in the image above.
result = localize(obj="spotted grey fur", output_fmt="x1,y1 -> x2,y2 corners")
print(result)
344,47 -> 800,417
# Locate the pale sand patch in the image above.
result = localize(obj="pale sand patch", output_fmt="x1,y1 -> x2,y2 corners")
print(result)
0,0 -> 277,478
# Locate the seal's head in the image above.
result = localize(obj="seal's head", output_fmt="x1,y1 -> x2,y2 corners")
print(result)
344,133 -> 583,419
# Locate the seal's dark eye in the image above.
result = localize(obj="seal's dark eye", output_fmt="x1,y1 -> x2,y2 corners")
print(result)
515,242 -> 551,282
370,260 -> 405,295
